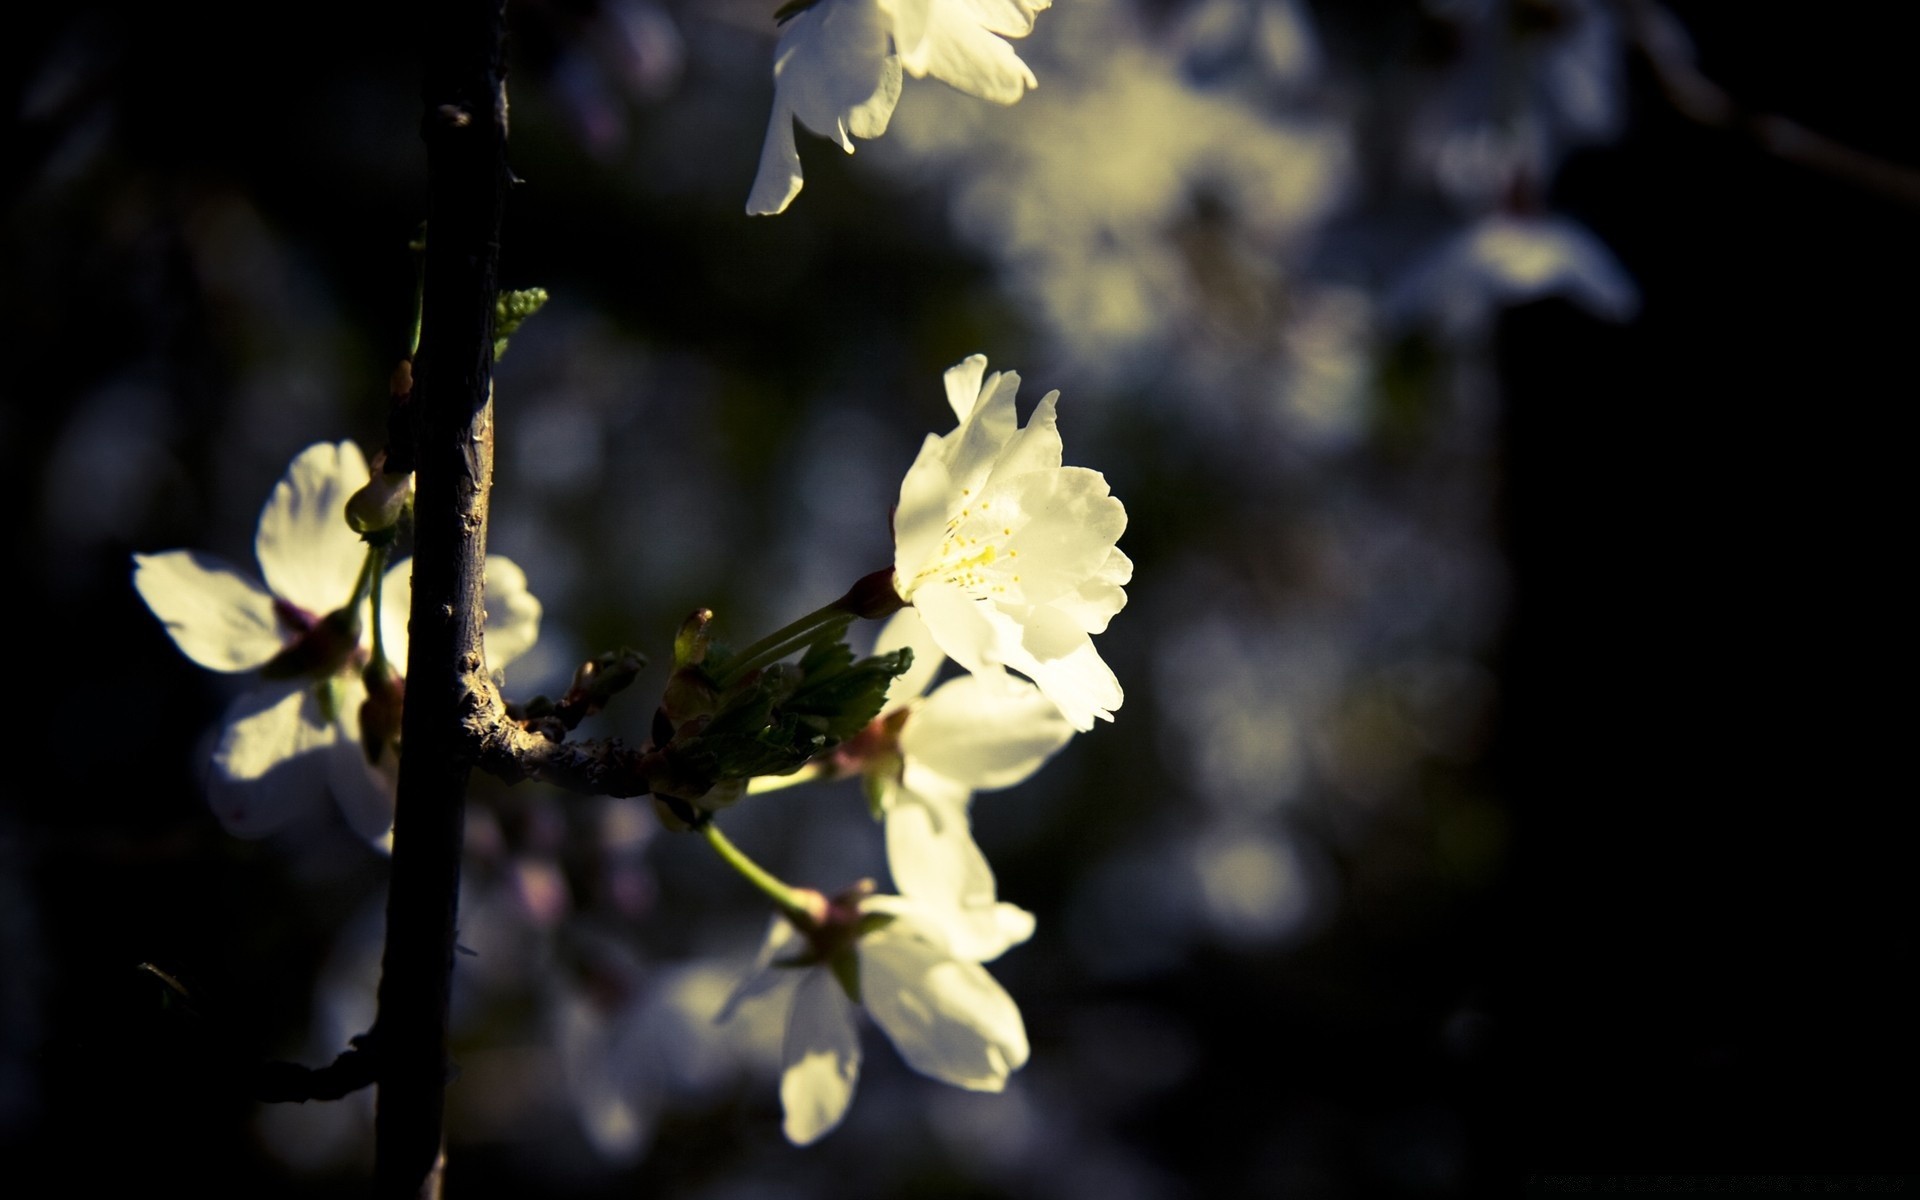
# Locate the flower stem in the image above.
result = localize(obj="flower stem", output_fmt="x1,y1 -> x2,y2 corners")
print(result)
745,762 -> 830,796
703,821 -> 818,925
713,601 -> 850,689
366,543 -> 394,678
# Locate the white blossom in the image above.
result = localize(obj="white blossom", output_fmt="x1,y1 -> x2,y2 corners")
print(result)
748,0 -> 1051,215
133,441 -> 540,843
866,608 -> 1072,959
724,890 -> 1031,1145
892,354 -> 1130,730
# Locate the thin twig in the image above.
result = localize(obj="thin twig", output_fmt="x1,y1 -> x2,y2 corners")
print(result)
1616,0 -> 1920,208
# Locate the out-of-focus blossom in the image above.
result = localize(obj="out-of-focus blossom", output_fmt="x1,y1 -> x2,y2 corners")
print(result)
892,355 -> 1130,731
134,441 -> 541,843
1412,0 -> 1625,205
878,0 -> 1347,376
861,608 -> 1072,958
724,889 -> 1031,1144
1385,212 -> 1639,334
748,0 -> 1051,215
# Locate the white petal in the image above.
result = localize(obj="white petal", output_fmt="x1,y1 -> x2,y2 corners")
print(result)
910,582 -> 1013,685
380,559 -> 412,670
995,466 -> 1126,605
861,917 -> 1029,1089
901,1 -> 1039,104
1047,546 -> 1133,636
903,674 -> 1073,789
255,441 -> 372,619
777,0 -> 901,150
132,550 -> 285,672
206,682 -> 338,836
956,0 -> 1050,38
940,353 -> 989,422
747,105 -> 806,216
376,556 -> 541,678
326,729 -> 397,847
884,787 -> 1036,961
482,556 -> 542,670
940,368 -> 1022,498
1013,605 -> 1123,730
874,608 -> 946,707
780,967 -> 862,1145
721,915 -> 809,1021
892,435 -> 957,590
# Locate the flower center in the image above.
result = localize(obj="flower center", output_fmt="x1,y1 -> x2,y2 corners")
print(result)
906,490 -> 1023,599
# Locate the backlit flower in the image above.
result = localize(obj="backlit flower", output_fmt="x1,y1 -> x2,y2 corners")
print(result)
747,0 -> 1051,215
723,887 -> 1030,1144
133,441 -> 540,842
892,354 -> 1130,730
864,608 -> 1072,958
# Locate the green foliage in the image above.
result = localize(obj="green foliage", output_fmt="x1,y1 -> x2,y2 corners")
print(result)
493,287 -> 550,360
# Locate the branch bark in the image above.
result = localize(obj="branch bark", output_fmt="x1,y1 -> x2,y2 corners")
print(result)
369,0 -> 511,1194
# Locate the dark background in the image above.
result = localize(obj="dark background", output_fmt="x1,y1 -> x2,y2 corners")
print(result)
2,1 -> 1913,1195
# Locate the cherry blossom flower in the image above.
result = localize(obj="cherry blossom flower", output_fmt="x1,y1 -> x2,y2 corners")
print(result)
748,0 -> 1051,215
860,608 -> 1072,959
892,354 -> 1130,730
133,441 -> 540,843
723,887 -> 1030,1145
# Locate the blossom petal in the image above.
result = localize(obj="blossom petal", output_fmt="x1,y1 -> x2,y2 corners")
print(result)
893,436 -> 957,590
376,555 -> 542,676
327,730 -> 397,848
132,550 -> 285,672
780,966 -> 862,1145
482,556 -> 542,670
779,0 -> 902,150
940,353 -> 989,423
256,441 -> 372,619
874,608 -> 946,707
995,466 -> 1127,604
206,682 -> 338,836
940,367 -> 1022,498
909,581 -> 1011,685
861,916 -> 1029,1090
722,915 -> 810,1021
747,105 -> 806,216
1047,546 -> 1133,636
884,784 -> 1034,962
380,559 -> 412,669
900,0 -> 1039,104
1013,604 -> 1123,730
902,673 -> 1073,790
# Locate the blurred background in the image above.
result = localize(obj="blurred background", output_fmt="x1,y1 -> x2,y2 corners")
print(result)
3,0 -> 1913,1195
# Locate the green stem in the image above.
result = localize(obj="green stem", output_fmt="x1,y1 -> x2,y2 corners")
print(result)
366,543 -> 394,678
703,821 -> 815,924
713,601 -> 850,689
745,762 -> 829,796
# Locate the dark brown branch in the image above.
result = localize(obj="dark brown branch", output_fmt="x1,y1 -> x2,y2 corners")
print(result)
461,669 -> 660,796
370,0 -> 511,1195
1617,0 -> 1920,209
254,1040 -> 380,1103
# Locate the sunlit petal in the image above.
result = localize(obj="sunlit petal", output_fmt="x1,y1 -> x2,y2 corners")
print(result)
780,966 -> 861,1145
256,441 -> 371,618
132,550 -> 284,672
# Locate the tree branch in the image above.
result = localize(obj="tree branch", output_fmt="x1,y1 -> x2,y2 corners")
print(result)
369,0 -> 511,1194
1617,0 -> 1920,208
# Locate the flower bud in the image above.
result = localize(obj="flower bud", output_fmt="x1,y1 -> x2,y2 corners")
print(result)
346,459 -> 415,535
359,664 -> 405,765
834,567 -> 906,620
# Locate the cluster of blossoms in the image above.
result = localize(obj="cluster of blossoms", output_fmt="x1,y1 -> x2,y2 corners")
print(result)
733,353 -> 1127,1141
134,441 -> 540,845
133,0 -> 1111,1151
